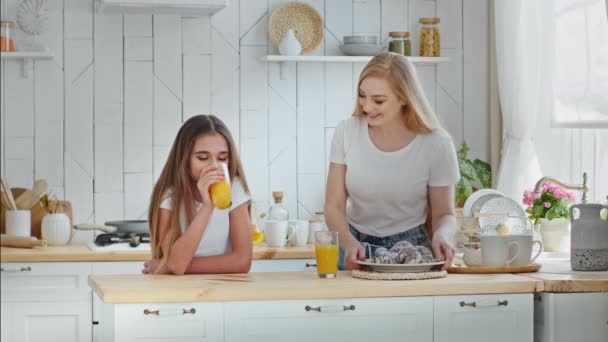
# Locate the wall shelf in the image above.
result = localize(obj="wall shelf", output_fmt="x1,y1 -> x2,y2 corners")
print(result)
262,55 -> 450,79
1,51 -> 54,78
262,55 -> 450,64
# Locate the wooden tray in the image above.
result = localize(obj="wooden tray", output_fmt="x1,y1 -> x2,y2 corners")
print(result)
447,263 -> 542,274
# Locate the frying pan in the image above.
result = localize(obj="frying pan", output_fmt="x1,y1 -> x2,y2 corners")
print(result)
74,220 -> 149,234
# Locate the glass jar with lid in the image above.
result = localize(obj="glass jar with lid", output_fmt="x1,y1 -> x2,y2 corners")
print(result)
1,21 -> 16,52
419,18 -> 440,57
269,191 -> 289,221
388,31 -> 411,56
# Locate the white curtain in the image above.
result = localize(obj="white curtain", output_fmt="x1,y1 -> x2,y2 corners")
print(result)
493,0 -> 552,203
553,0 -> 608,128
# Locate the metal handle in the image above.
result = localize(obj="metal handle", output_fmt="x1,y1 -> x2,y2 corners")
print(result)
143,309 -> 159,315
0,266 -> 32,272
305,263 -> 317,268
305,305 -> 356,313
459,300 -> 508,308
182,308 -> 196,315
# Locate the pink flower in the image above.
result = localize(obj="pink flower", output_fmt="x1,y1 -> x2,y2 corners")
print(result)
523,190 -> 539,205
544,201 -> 551,208
542,182 -> 559,193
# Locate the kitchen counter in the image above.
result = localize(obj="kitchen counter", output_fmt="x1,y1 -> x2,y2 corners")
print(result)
89,271 -> 542,304
0,243 -> 315,262
517,261 -> 608,292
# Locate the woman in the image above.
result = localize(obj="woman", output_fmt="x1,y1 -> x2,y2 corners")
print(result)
325,53 -> 459,271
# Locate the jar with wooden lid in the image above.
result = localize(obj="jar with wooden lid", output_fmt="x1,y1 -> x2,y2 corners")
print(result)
419,18 -> 440,57
388,31 -> 411,56
1,21 -> 16,52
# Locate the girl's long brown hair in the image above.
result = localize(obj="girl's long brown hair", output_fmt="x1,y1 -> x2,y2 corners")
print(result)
353,52 -> 441,133
148,115 -> 250,263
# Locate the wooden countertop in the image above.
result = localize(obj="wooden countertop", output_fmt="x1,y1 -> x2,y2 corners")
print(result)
89,271 -> 542,304
517,261 -> 608,293
0,243 -> 315,262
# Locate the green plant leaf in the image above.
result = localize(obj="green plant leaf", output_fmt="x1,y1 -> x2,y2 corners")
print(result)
460,159 -> 477,181
457,142 -> 469,160
546,207 -> 556,220
455,177 -> 473,204
473,159 -> 492,188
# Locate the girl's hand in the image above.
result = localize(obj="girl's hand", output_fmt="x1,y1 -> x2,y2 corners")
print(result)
431,234 -> 455,270
142,259 -> 169,274
342,238 -> 366,270
197,165 -> 225,208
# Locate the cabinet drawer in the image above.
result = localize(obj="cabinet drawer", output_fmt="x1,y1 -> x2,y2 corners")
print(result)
434,293 -> 533,342
0,262 -> 91,301
250,259 -> 317,272
225,297 -> 433,342
113,302 -> 223,341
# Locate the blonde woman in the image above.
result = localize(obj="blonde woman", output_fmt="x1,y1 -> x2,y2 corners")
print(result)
325,53 -> 459,270
143,115 -> 252,275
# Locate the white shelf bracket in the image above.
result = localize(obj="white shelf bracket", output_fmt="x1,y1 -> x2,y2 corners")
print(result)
20,58 -> 32,78
279,62 -> 287,80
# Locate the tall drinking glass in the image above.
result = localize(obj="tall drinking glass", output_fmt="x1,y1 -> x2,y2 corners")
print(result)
315,231 -> 339,278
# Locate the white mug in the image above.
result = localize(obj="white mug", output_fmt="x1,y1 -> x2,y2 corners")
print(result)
5,210 -> 31,237
265,220 -> 295,247
288,220 -> 309,246
503,234 -> 543,266
480,235 -> 521,267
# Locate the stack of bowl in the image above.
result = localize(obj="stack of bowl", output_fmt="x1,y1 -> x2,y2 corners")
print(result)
340,35 -> 383,56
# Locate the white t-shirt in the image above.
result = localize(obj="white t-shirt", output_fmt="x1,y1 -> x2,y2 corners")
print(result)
160,177 -> 250,257
330,117 -> 460,237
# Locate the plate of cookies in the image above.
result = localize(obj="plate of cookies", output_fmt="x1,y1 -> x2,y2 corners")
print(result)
355,240 -> 445,273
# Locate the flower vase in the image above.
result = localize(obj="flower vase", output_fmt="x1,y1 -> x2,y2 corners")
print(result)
538,218 -> 570,252
278,29 -> 302,56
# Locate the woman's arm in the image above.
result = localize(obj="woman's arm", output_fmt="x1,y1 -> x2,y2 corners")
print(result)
184,202 -> 253,274
325,162 -> 365,269
428,185 -> 456,270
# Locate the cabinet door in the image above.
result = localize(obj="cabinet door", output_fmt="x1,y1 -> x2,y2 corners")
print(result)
250,259 -> 317,272
225,297 -> 433,342
11,300 -> 92,342
535,292 -> 608,342
113,302 -> 223,342
434,293 -> 533,342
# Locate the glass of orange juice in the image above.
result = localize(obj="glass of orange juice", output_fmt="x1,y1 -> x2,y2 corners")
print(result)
209,162 -> 232,209
315,231 -> 339,278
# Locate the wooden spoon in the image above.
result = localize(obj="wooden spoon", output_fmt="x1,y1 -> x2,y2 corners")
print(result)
15,190 -> 34,210
28,179 -> 48,209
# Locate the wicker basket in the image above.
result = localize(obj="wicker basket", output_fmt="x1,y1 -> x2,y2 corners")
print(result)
268,2 -> 323,55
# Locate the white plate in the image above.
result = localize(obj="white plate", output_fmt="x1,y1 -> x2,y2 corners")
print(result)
355,260 -> 445,273
463,189 -> 504,216
339,44 -> 384,56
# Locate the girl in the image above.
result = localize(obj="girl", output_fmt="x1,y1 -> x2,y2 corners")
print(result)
143,115 -> 252,275
325,53 -> 460,271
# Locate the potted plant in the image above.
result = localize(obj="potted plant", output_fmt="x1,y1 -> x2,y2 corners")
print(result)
522,183 -> 576,252
455,143 -> 492,207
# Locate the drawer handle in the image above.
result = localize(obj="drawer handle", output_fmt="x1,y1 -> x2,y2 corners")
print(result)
305,305 -> 356,313
305,263 -> 317,268
0,266 -> 31,272
183,308 -> 196,315
143,309 -> 159,315
459,300 -> 509,308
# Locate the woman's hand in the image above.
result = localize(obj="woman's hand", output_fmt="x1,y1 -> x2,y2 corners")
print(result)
342,238 -> 366,270
431,233 -> 455,270
142,259 -> 170,274
197,165 -> 225,208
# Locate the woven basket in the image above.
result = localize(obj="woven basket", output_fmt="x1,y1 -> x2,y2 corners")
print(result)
352,269 -> 447,280
269,2 -> 323,55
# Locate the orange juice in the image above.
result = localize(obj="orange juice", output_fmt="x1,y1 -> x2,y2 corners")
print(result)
315,245 -> 339,275
209,163 -> 232,209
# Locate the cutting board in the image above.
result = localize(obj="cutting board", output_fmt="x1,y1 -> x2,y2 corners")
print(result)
0,188 -> 72,239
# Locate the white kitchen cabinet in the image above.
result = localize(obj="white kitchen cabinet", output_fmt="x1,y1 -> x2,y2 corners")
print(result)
98,301 -> 224,342
250,259 -> 317,272
534,292 -> 608,342
0,262 -> 93,342
225,297 -> 434,342
434,293 -> 533,342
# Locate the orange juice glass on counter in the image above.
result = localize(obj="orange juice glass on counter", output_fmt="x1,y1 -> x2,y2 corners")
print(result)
315,231 -> 339,278
209,162 -> 232,209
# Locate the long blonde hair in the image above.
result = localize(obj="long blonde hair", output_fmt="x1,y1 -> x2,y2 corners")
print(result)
353,52 -> 441,133
148,115 -> 250,263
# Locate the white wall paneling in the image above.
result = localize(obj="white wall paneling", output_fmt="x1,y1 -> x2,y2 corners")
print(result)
3,0 -> 604,226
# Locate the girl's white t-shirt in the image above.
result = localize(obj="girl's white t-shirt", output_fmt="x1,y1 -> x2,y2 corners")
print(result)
330,117 -> 460,237
160,178 -> 250,257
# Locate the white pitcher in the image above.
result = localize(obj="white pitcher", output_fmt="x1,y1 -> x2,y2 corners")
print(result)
41,213 -> 72,245
279,29 -> 302,56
